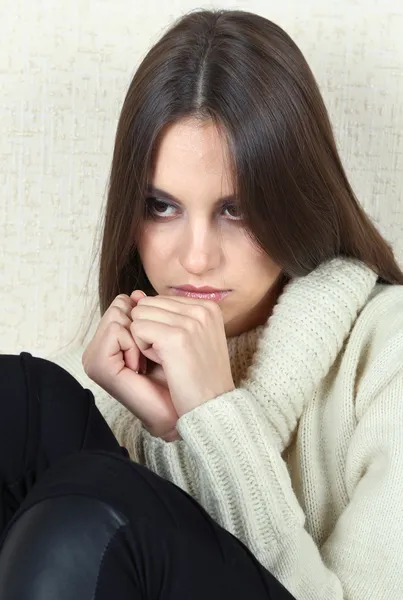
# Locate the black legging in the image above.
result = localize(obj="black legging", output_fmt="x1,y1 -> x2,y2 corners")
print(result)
0,352 -> 295,599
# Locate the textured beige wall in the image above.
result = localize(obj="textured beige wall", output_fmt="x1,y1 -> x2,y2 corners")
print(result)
1,0 -> 402,357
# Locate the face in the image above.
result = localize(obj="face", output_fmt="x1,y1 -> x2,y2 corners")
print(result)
138,118 -> 282,338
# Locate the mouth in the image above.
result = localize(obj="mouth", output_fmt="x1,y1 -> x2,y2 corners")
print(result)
170,286 -> 231,302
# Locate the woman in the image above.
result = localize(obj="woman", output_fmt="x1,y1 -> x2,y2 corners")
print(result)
1,8 -> 403,600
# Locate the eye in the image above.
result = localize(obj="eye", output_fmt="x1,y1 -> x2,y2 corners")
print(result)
144,197 -> 243,222
145,198 -> 178,219
222,203 -> 243,221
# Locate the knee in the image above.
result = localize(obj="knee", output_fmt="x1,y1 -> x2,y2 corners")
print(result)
28,353 -> 90,405
0,352 -> 91,412
0,495 -> 128,598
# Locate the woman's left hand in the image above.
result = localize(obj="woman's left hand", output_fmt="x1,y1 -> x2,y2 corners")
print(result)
130,292 -> 235,418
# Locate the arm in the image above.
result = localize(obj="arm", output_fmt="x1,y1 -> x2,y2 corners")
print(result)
139,350 -> 403,600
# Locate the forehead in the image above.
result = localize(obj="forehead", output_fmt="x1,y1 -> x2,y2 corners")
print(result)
152,119 -> 233,179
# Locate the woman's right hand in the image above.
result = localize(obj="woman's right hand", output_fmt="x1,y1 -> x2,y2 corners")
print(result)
82,291 -> 180,441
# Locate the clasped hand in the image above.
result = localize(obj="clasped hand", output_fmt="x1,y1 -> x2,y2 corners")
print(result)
82,290 -> 235,441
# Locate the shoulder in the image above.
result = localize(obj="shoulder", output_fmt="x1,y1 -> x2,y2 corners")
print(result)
353,283 -> 403,351
348,283 -> 403,416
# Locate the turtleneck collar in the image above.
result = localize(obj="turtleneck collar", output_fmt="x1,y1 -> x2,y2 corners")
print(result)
226,257 -> 379,448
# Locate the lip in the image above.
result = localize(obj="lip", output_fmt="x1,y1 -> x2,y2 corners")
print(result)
170,286 -> 231,302
174,285 -> 228,293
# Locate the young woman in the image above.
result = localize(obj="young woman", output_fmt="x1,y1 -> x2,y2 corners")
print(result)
1,8 -> 403,600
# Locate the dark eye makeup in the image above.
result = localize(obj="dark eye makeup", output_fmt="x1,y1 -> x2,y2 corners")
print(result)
144,197 -> 243,221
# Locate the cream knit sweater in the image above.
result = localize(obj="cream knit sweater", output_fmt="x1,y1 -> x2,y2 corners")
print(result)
51,257 -> 403,600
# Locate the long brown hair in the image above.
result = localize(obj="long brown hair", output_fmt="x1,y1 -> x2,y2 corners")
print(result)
98,8 -> 403,317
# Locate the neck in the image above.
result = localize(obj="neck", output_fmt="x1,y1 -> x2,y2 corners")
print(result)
226,273 -> 289,339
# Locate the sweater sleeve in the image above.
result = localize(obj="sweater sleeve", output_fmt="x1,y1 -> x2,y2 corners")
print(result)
139,360 -> 403,600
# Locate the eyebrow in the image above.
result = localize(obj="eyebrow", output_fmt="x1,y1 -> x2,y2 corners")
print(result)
146,185 -> 236,206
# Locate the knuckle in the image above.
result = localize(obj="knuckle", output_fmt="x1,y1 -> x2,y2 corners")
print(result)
104,306 -> 131,328
194,305 -> 210,324
108,306 -> 123,320
83,362 -> 94,379
102,307 -> 115,323
109,295 -> 131,313
187,316 -> 201,334
82,352 -> 95,378
106,320 -> 121,334
173,327 -> 189,347
188,305 -> 212,328
115,293 -> 130,303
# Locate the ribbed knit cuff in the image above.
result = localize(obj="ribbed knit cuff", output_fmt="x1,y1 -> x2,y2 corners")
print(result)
138,425 -> 200,497
176,388 -> 305,537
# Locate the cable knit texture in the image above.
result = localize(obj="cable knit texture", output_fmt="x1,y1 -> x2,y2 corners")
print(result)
51,257 -> 403,600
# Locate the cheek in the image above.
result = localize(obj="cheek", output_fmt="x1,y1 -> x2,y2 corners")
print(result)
255,255 -> 282,287
236,242 -> 281,289
257,251 -> 281,275
138,226 -> 173,267
233,237 -> 277,273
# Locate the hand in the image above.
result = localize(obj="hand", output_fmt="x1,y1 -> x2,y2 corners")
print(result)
130,293 -> 235,418
82,292 -> 180,441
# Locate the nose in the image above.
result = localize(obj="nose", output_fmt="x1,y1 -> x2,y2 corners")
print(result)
178,219 -> 221,276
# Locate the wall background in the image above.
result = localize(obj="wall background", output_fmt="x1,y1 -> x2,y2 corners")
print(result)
1,0 -> 402,357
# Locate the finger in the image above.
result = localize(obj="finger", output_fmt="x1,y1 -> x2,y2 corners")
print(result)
122,346 -> 147,375
132,304 -> 195,328
98,306 -> 132,338
133,297 -> 221,330
98,294 -> 136,339
110,294 -> 136,316
130,290 -> 147,303
95,326 -> 178,431
123,346 -> 140,372
104,321 -> 138,359
137,294 -> 220,313
130,319 -> 177,360
84,321 -> 140,380
104,321 -> 144,374
102,322 -> 141,376
159,294 -> 220,306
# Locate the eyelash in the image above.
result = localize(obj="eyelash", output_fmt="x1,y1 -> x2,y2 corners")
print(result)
145,198 -> 243,222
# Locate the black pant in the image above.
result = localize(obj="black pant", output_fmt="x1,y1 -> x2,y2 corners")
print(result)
0,353 -> 295,599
